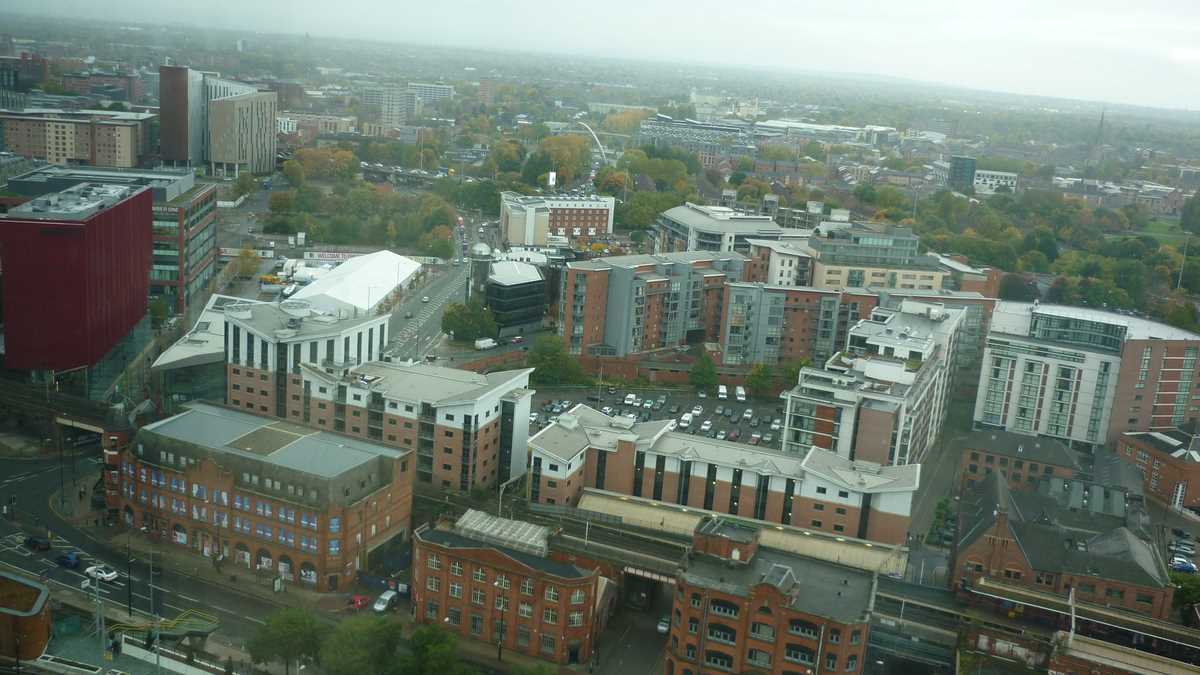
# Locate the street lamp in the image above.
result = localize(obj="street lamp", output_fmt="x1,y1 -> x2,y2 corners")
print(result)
493,579 -> 505,662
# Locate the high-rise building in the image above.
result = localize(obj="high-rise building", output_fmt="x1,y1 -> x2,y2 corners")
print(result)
558,251 -> 747,358
361,86 -> 420,129
499,192 -> 615,247
485,261 -> 546,335
528,406 -> 919,544
0,108 -> 154,168
159,65 -> 276,174
477,78 -> 495,106
406,82 -> 455,104
948,155 -> 977,193
973,301 -> 1200,451
665,517 -> 873,675
7,165 -> 218,316
0,182 -> 151,371
111,402 -> 413,592
412,510 -> 600,666
783,300 -> 964,464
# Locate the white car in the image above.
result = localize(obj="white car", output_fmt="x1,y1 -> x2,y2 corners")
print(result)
623,393 -> 637,406
700,419 -> 713,433
642,400 -> 653,409
742,408 -> 753,421
421,296 -> 430,303
770,419 -> 782,431
691,405 -> 703,416
85,565 -> 119,582
656,616 -> 671,634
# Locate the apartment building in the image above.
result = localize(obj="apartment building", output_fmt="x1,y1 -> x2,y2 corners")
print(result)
745,239 -> 814,287
957,430 -> 1079,493
8,165 -> 217,316
973,301 -> 1200,450
61,71 -> 144,103
223,302 -> 533,490
558,251 -> 747,358
297,361 -> 533,491
277,111 -> 356,136
1116,427 -> 1200,511
0,108 -> 153,168
871,289 -> 997,381
208,90 -> 277,175
406,82 -> 456,104
527,406 -> 918,545
666,517 -> 873,674
955,472 -> 1173,620
783,301 -> 964,465
719,283 -> 877,367
361,86 -> 420,128
499,191 -> 616,247
653,202 -> 784,254
159,65 -> 276,174
973,170 -> 1018,195
806,224 -> 950,291
412,510 -> 599,666
110,402 -> 413,592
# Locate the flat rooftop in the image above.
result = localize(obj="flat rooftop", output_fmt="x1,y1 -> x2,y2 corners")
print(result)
315,360 -> 533,406
226,300 -> 384,341
994,301 -> 1200,342
141,402 -> 407,479
2,182 -> 146,221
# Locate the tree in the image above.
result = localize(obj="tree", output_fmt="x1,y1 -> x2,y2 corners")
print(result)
780,358 -> 810,389
149,296 -> 171,327
441,300 -> 497,342
998,273 -> 1039,301
233,173 -> 257,198
1183,195 -> 1200,234
269,191 -> 294,213
746,364 -> 773,399
527,336 -> 587,386
690,353 -> 718,392
319,616 -> 405,675
247,608 -> 321,675
282,159 -> 306,187
236,248 -> 259,278
1172,572 -> 1200,609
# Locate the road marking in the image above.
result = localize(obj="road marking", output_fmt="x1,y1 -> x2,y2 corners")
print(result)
211,604 -> 264,623
178,593 -> 200,602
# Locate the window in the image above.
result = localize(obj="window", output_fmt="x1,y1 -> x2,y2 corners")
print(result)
425,601 -> 438,620
827,654 -> 838,670
690,593 -> 701,608
816,486 -> 827,494
540,634 -> 555,655
569,611 -> 583,627
495,596 -> 509,611
473,568 -> 487,583
426,576 -> 440,592
1136,593 -> 1154,604
521,578 -> 534,595
450,561 -> 463,576
449,583 -> 462,599
545,586 -> 559,602
518,602 -> 533,618
688,618 -> 698,634
427,554 -> 441,570
850,630 -> 861,645
470,614 -> 483,636
1106,588 -> 1125,601
570,589 -> 585,604
543,608 -> 558,624
846,655 -> 858,672
447,607 -> 461,626
471,589 -> 485,606
496,574 -> 511,590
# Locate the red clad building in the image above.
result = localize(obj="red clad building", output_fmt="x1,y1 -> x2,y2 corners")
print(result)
0,182 -> 151,370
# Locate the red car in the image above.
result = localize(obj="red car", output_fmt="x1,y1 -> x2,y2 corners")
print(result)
347,595 -> 371,611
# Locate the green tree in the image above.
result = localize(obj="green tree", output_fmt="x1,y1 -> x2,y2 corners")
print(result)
998,273 -> 1039,301
236,248 -> 259,278
1182,195 -> 1200,234
1172,572 -> 1200,608
527,336 -> 587,386
247,608 -> 321,675
149,296 -> 171,327
269,191 -> 294,213
282,159 -> 306,187
746,364 -> 773,399
441,300 -> 497,342
1017,250 -> 1050,273
399,625 -> 480,675
233,173 -> 257,198
690,353 -> 718,392
319,616 -> 405,675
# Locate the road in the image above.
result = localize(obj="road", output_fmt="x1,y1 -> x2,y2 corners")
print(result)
0,454 -> 283,643
386,263 -> 468,362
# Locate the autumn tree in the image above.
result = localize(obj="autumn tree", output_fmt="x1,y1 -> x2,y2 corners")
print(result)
282,159 -> 306,187
746,364 -> 774,399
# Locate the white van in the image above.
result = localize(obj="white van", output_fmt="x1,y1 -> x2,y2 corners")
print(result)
679,412 -> 693,429
735,386 -> 747,403
717,385 -> 728,400
623,393 -> 637,406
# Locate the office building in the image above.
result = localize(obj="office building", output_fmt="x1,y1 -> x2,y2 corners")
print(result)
528,406 -> 918,545
1117,426 -> 1200,511
61,71 -> 144,103
653,203 -> 783,255
412,510 -> 600,666
0,108 -> 154,168
0,182 -> 151,371
955,471 -> 1173,620
665,517 -> 872,675
406,82 -> 455,104
948,155 -> 976,193
109,402 -> 413,592
558,251 -> 747,358
719,283 -> 877,367
159,65 -> 277,174
499,191 -> 615,247
783,301 -> 964,465
362,86 -> 420,128
973,169 -> 1018,195
0,54 -> 48,91
7,165 -> 217,316
973,301 -> 1200,450
956,430 -> 1079,493
485,261 -> 546,336
297,361 -> 533,490
277,111 -> 356,137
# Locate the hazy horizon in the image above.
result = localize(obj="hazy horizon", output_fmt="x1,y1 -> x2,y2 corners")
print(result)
10,0 -> 1200,111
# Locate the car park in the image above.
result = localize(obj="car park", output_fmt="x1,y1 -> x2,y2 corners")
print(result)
1173,528 -> 1191,539
56,552 -> 81,569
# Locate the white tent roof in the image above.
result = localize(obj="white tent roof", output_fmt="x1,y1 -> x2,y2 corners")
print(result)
292,250 -> 421,314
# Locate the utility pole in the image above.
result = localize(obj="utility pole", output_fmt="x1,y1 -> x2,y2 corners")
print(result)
126,537 -> 133,617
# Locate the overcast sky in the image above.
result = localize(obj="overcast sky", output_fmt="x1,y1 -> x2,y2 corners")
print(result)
20,0 -> 1200,109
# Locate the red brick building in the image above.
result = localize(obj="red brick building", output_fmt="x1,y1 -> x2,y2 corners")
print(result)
0,572 -> 51,663
665,517 -> 873,675
1116,427 -> 1200,511
412,510 -> 602,666
109,402 -> 413,592
957,430 -> 1080,493
954,472 -> 1173,620
528,406 -> 919,545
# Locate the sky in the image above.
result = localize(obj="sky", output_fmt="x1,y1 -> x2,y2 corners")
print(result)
18,0 -> 1200,109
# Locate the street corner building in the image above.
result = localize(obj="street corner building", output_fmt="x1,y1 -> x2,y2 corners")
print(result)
0,571 -> 51,664
666,517 -> 873,674
412,509 -> 602,666
107,402 -> 414,592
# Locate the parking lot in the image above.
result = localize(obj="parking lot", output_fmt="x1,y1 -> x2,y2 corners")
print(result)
530,386 -> 788,451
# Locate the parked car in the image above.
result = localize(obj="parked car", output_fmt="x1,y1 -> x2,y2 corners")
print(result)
715,406 -> 725,416
770,419 -> 782,431
742,408 -> 753,421
642,400 -> 653,409
749,433 -> 762,445
652,401 -> 664,411
723,407 -> 734,418
1173,528 -> 1192,539
624,393 -> 637,406
669,405 -> 681,414
700,419 -> 713,433
692,405 -> 703,416
1172,561 -> 1198,574
749,417 -> 761,428
421,296 -> 430,303
727,429 -> 740,442
23,536 -> 50,551
56,552 -> 81,569
697,391 -> 707,399
607,387 -> 617,395
85,565 -> 119,582
657,616 -> 671,634
715,430 -> 727,441
373,590 -> 399,613
763,433 -> 775,444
